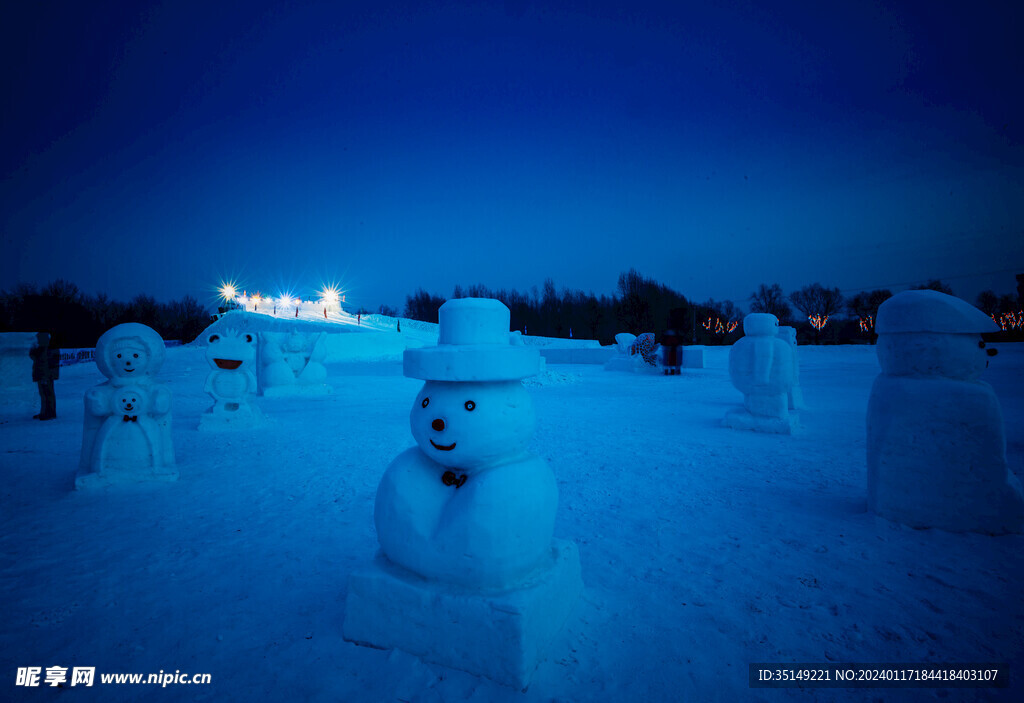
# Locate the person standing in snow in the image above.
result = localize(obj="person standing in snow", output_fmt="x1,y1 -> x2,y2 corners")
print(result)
661,328 -> 682,375
30,332 -> 58,420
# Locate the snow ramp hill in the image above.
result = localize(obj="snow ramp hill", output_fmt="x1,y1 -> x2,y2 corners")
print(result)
195,311 -> 425,363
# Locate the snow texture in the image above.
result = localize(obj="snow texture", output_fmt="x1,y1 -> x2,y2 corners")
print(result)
199,329 -> 262,431
726,313 -> 798,434
258,332 -> 330,396
344,540 -> 583,689
682,345 -> 705,369
3,326 -> 1024,701
0,332 -> 40,408
867,290 -> 1024,534
76,323 -> 177,488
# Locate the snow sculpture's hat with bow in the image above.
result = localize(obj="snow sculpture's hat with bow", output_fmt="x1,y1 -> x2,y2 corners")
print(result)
404,298 -> 541,381
877,290 -> 998,334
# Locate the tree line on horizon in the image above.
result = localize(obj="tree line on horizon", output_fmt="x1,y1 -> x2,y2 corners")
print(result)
405,272 -> 1024,345
3,273 -> 1020,350
0,280 -> 210,348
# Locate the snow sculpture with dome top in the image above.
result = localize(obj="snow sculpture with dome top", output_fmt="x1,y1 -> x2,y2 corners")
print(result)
867,289 -> 1024,534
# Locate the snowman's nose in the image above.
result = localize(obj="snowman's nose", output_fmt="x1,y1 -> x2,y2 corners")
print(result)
431,418 -> 445,432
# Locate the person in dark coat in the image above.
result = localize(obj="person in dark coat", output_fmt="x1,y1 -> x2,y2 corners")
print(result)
30,332 -> 59,420
661,328 -> 682,375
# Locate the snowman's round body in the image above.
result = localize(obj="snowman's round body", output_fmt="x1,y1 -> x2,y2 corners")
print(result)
375,380 -> 557,589
92,385 -> 160,474
868,331 -> 1024,534
729,313 -> 794,418
867,290 -> 1024,534
776,325 -> 805,410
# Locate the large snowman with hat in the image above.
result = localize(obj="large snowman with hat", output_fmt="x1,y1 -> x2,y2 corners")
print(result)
867,289 -> 1024,534
344,298 -> 582,688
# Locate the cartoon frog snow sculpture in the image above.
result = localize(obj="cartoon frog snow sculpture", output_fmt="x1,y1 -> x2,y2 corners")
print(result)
77,323 -> 176,487
344,298 -> 582,688
199,329 -> 262,430
867,289 -> 1024,534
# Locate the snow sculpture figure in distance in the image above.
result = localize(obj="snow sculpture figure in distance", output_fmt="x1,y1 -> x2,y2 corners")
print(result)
724,313 -> 797,434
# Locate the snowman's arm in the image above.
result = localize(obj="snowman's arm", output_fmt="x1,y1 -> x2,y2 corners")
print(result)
152,386 -> 172,415
85,386 -> 111,416
245,370 -> 257,395
308,335 -> 327,363
204,371 -> 215,395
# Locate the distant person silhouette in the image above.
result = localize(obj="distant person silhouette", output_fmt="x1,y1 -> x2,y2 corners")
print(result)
661,329 -> 682,375
30,332 -> 58,420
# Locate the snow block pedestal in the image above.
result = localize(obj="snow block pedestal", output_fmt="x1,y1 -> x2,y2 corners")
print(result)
0,332 -> 41,409
343,539 -> 582,689
197,404 -> 264,431
682,345 -> 704,369
723,406 -> 798,434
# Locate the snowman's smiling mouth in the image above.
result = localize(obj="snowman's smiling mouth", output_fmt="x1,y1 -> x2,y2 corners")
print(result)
430,440 -> 456,451
124,368 -> 135,373
215,358 -> 243,370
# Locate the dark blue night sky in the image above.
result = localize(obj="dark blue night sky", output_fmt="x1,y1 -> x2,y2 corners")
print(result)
2,0 -> 1022,311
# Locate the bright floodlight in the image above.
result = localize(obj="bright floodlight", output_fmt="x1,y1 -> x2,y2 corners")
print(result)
219,283 -> 238,302
319,285 -> 341,306
278,294 -> 294,308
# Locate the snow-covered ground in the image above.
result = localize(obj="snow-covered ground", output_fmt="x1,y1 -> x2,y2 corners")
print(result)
1,340 -> 1022,702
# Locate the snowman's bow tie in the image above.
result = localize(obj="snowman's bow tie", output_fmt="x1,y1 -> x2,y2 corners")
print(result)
441,471 -> 467,489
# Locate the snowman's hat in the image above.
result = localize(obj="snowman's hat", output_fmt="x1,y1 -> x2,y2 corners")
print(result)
877,290 -> 999,334
404,298 -> 541,381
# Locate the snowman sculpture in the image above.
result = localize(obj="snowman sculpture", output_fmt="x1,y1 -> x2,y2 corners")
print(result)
724,313 -> 797,434
867,290 -> 1024,534
199,329 -> 262,430
77,323 -> 176,488
258,331 -> 329,396
343,298 -> 582,688
776,326 -> 806,410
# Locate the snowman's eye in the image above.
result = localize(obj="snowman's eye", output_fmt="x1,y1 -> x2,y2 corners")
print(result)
979,341 -> 986,349
209,335 -> 220,343
117,353 -> 122,358
464,400 -> 475,411
133,353 -> 138,358
245,334 -> 253,343
421,398 -> 429,408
